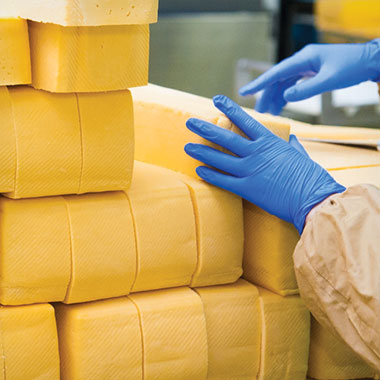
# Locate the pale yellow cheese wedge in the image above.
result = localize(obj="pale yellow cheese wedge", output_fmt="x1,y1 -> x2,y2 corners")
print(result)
129,288 -> 208,380
257,287 -> 310,380
127,161 -> 198,292
132,84 -> 290,179
0,303 -> 60,379
29,22 -> 149,93
308,317 -> 376,380
174,172 -> 244,287
63,192 -> 136,304
55,297 -> 142,380
0,196 -> 71,305
243,201 -> 299,296
0,18 -> 31,85
195,279 -> 261,380
0,86 -> 134,198
77,91 -> 134,193
10,0 -> 158,26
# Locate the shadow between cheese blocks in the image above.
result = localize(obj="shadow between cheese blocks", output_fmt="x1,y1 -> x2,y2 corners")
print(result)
0,303 -> 60,379
0,86 -> 134,198
0,161 -> 244,305
54,280 -> 310,380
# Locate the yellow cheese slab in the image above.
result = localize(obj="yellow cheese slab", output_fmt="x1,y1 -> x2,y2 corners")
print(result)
0,303 -> 60,379
29,22 -> 149,93
195,279 -> 261,380
63,192 -> 136,304
55,298 -> 142,380
257,287 -> 310,380
0,18 -> 31,85
243,201 -> 299,296
0,86 -> 134,198
308,318 -> 376,380
173,172 -> 244,287
132,84 -> 290,179
128,162 -> 198,292
0,196 -> 71,305
130,288 -> 208,380
77,91 -> 134,193
11,0 -> 158,26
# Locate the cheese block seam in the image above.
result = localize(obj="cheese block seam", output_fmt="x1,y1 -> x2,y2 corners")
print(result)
75,93 -> 85,193
329,164 -> 380,171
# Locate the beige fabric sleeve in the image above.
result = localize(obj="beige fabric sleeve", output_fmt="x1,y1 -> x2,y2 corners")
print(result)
293,184 -> 380,373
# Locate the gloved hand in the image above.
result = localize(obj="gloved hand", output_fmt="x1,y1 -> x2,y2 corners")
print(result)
185,95 -> 346,234
239,39 -> 380,115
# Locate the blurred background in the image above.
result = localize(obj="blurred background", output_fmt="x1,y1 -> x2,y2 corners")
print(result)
149,0 -> 380,128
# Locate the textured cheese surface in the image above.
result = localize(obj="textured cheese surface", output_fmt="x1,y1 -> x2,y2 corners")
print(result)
195,280 -> 261,380
10,0 -> 158,26
258,288 -> 310,380
0,303 -> 60,379
29,22 -> 149,93
130,288 -> 208,380
174,171 -> 244,287
308,318 -> 376,379
127,162 -> 198,292
243,201 -> 299,296
0,18 -> 31,86
56,298 -> 142,380
0,86 -> 133,198
132,84 -> 290,179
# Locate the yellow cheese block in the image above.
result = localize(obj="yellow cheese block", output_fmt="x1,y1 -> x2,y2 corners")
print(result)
11,0 -> 158,26
0,303 -> 60,379
0,86 -> 134,198
0,18 -> 31,85
308,317 -> 376,380
130,288 -> 208,380
174,172 -> 244,287
195,279 -> 261,380
63,192 -> 136,304
257,287 -> 310,380
56,297 -> 142,380
29,22 -> 149,93
329,166 -> 380,189
127,161 -> 198,292
131,84 -> 290,179
243,201 -> 299,296
0,196 -> 71,305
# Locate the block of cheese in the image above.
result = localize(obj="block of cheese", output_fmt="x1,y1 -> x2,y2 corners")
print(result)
132,84 -> 291,179
173,171 -> 244,287
129,288 -> 208,380
9,0 -> 158,26
243,201 -> 299,296
0,18 -> 31,85
257,287 -> 310,380
308,318 -> 376,380
127,161 -> 198,292
329,166 -> 380,189
195,279 -> 261,379
29,22 -> 149,93
0,303 -> 60,379
63,192 -> 137,304
0,86 -> 134,198
0,196 -> 71,305
55,297 -> 142,380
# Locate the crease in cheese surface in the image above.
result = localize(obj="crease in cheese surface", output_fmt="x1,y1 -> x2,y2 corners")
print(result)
29,22 -> 149,93
0,18 -> 31,86
0,86 -> 134,198
0,303 -> 60,379
10,0 -> 158,26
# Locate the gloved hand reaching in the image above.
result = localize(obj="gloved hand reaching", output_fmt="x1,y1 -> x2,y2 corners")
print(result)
185,95 -> 346,234
239,39 -> 380,115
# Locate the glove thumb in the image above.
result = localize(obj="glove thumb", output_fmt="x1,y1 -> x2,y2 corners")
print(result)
289,134 -> 309,157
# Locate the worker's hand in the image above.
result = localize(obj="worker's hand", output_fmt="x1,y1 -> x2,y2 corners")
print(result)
184,95 -> 346,234
240,39 -> 380,115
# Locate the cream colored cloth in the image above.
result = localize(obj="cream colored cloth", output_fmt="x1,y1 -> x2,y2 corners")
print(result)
294,184 -> 380,373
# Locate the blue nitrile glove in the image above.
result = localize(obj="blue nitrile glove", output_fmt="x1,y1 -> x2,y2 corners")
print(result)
239,39 -> 380,115
184,95 -> 346,234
